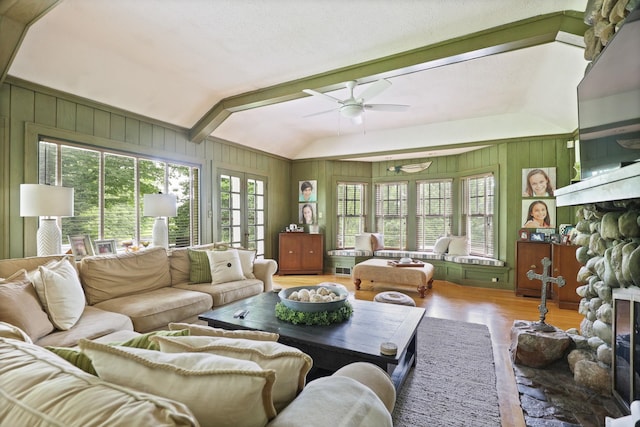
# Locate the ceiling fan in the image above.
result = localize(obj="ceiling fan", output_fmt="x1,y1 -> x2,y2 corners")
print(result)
302,79 -> 409,124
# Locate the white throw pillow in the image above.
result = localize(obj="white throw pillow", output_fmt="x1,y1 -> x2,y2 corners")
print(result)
433,236 -> 452,254
152,335 -> 313,412
447,236 -> 470,256
79,339 -> 277,427
235,248 -> 257,279
30,258 -> 85,330
355,233 -> 373,252
207,250 -> 245,284
168,322 -> 279,341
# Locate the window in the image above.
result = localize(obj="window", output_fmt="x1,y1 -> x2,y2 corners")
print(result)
39,140 -> 200,249
416,179 -> 453,250
462,173 -> 495,257
219,172 -> 266,257
336,182 -> 367,248
375,182 -> 407,249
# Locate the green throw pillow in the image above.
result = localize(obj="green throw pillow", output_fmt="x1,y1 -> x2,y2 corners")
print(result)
188,249 -> 212,283
46,329 -> 190,375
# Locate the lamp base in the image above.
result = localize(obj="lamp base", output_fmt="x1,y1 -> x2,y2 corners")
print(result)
37,218 -> 62,256
152,217 -> 169,250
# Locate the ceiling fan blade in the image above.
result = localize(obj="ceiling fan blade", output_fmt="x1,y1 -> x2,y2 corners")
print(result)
302,89 -> 342,104
364,104 -> 410,112
303,107 -> 339,118
358,79 -> 392,103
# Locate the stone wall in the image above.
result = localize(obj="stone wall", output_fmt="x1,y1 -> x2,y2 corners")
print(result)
583,0 -> 636,61
569,199 -> 640,393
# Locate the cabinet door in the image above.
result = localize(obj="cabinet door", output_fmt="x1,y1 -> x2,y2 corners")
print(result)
279,234 -> 301,272
516,241 -> 551,297
300,234 -> 323,271
552,244 -> 582,309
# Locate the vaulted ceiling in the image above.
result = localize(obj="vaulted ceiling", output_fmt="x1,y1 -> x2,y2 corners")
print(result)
2,0 -> 589,161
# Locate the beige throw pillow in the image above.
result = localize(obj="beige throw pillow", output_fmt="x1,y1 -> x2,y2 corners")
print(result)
30,258 -> 86,330
168,322 -> 279,341
448,236 -> 470,256
0,270 -> 54,340
79,339 -> 277,427
433,236 -> 452,254
0,321 -> 33,343
152,335 -> 312,412
236,248 -> 257,279
207,249 -> 244,284
355,233 -> 373,252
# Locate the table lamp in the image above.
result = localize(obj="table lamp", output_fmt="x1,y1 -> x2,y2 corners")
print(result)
143,193 -> 177,249
20,184 -> 74,256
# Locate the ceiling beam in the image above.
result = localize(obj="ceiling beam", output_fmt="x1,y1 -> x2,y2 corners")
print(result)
189,10 -> 587,143
0,0 -> 60,85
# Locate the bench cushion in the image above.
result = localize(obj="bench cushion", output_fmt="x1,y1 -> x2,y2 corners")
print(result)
442,255 -> 505,266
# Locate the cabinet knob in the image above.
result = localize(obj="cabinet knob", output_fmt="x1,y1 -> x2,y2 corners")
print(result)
288,251 -> 293,254
530,265 -> 536,269
309,251 -> 314,254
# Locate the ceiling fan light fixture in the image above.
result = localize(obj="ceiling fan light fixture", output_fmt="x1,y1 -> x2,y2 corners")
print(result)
340,104 -> 363,119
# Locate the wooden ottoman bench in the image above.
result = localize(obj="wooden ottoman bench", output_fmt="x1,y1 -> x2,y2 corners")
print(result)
352,259 -> 434,298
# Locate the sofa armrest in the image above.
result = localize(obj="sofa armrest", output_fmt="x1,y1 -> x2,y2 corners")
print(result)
253,259 -> 278,292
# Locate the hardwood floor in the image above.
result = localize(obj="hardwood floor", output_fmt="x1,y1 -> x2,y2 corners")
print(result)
272,274 -> 583,427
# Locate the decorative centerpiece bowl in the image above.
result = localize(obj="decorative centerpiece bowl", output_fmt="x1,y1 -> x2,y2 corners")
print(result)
278,285 -> 349,313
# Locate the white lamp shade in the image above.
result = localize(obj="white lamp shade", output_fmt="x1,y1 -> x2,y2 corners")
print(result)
143,193 -> 177,217
20,184 -> 74,217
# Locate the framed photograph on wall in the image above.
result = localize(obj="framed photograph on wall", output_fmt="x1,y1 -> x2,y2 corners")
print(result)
522,167 -> 556,198
521,199 -> 556,229
68,235 -> 94,259
94,239 -> 117,255
298,180 -> 317,202
299,202 -> 316,225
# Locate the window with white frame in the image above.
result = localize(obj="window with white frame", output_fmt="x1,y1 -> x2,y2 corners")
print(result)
336,182 -> 367,248
375,182 -> 407,250
39,139 -> 200,249
462,173 -> 495,257
416,179 -> 453,250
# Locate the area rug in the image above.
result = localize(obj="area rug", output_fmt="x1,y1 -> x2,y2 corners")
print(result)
392,317 -> 501,426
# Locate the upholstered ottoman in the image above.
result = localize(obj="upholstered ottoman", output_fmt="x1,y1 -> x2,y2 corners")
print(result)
352,258 -> 434,297
374,291 -> 416,306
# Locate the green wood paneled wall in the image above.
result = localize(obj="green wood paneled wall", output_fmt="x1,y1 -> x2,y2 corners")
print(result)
292,136 -> 577,290
0,80 -> 291,259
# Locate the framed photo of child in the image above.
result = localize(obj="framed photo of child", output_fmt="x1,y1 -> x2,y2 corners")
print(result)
298,180 -> 317,202
522,167 -> 556,198
522,199 -> 556,229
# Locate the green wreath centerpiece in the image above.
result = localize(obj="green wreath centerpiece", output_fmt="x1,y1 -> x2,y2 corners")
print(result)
275,301 -> 353,326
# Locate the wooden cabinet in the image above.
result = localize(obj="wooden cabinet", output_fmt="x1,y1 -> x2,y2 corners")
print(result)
278,233 -> 323,275
515,241 -> 551,297
515,241 -> 583,307
551,244 -> 582,309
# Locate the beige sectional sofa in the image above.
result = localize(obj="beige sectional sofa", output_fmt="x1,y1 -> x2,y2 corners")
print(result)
0,245 -> 277,347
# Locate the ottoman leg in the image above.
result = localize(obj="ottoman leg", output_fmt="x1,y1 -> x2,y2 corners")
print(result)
417,285 -> 426,298
354,278 -> 361,290
427,278 -> 433,289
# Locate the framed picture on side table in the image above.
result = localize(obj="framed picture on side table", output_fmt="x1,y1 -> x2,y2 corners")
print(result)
68,235 -> 94,260
518,228 -> 530,241
529,232 -> 546,242
94,239 -> 117,255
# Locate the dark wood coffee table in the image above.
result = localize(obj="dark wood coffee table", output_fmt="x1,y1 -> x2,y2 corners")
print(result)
198,292 -> 425,390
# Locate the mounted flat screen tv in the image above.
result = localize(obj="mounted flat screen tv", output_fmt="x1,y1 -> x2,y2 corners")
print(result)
577,5 -> 640,180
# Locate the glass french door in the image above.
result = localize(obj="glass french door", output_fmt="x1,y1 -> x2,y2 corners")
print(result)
218,171 -> 266,257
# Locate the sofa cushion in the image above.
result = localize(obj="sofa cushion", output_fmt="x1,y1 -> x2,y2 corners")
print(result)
0,337 -> 198,426
0,321 -> 32,343
152,335 -> 312,411
207,249 -> 244,284
79,339 -> 277,427
30,257 -> 86,330
35,305 -> 134,348
94,287 -> 212,333
0,255 -> 68,278
236,248 -> 257,279
266,376 -> 392,427
0,270 -> 55,341
45,329 -> 192,375
79,247 -> 172,305
173,278 -> 263,307
168,243 -> 222,285
188,248 -> 212,283
169,322 -> 279,341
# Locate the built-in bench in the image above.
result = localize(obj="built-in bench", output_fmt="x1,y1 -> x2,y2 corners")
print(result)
325,248 -> 509,289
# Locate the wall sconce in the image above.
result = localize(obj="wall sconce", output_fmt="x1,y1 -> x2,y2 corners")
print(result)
20,184 -> 74,256
143,193 -> 177,250
387,161 -> 432,174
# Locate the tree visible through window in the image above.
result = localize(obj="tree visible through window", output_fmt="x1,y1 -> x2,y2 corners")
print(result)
39,140 -> 199,249
463,173 -> 495,257
375,182 -> 407,250
416,179 -> 452,249
336,182 -> 367,248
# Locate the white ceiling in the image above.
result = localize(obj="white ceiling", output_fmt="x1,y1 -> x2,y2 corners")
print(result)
8,0 -> 589,161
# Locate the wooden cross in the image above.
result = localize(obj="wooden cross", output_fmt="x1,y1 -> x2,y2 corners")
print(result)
526,257 -> 565,332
